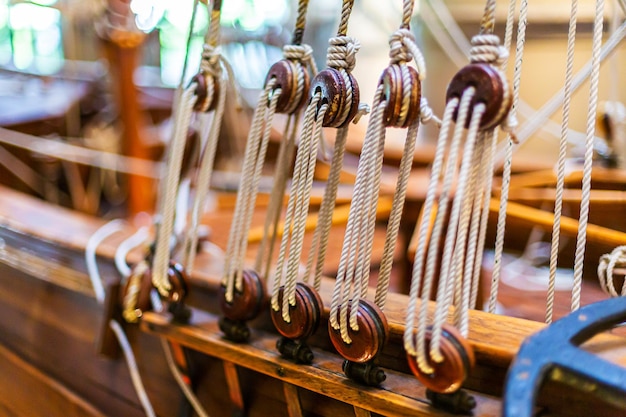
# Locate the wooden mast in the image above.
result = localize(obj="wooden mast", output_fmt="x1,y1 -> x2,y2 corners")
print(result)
99,0 -> 154,215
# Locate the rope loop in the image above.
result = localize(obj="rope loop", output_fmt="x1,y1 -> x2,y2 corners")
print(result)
284,43 -> 313,62
201,43 -> 223,77
598,246 -> 626,297
469,34 -> 509,66
326,36 -> 360,72
389,28 -> 427,80
419,97 -> 442,127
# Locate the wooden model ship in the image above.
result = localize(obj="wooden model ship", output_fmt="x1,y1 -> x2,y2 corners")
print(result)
0,0 -> 626,416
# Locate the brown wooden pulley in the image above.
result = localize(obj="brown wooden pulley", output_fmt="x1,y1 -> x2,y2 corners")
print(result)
119,261 -> 154,322
265,59 -> 311,114
190,71 -> 220,112
328,299 -> 389,364
406,324 -> 475,394
379,64 -> 421,128
219,269 -> 267,322
309,68 -> 360,128
445,63 -> 511,130
165,261 -> 189,303
271,282 -> 324,341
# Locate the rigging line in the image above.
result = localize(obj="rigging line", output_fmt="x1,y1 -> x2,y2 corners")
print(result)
160,338 -> 212,417
403,97 -> 457,362
479,0 -> 498,34
495,19 -> 626,167
329,91 -> 385,335
546,0 -> 579,324
152,86 -> 197,296
572,0 -> 606,312
488,0 -> 529,314
418,88 -> 473,373
431,100 -> 485,363
84,222 -> 157,417
183,73 -> 227,276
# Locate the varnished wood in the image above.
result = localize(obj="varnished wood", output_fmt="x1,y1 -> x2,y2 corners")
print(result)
224,361 -> 246,413
1,184 -> 626,416
142,310 -> 499,417
0,343 -> 106,417
490,198 -> 626,248
283,382 -> 304,417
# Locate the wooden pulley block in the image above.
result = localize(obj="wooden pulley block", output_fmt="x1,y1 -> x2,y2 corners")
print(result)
165,261 -> 189,303
445,63 -> 512,130
271,282 -> 324,341
309,68 -> 360,128
265,59 -> 311,114
119,261 -> 154,322
190,71 -> 220,112
328,299 -> 389,364
406,324 -> 475,394
219,269 -> 267,322
379,64 -> 421,128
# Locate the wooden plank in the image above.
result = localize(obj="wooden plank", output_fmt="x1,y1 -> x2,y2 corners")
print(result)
283,383 -> 304,417
490,199 -> 626,247
141,310 -> 498,417
0,343 -> 106,417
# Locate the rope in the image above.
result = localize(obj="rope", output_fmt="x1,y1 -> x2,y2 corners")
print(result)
470,130 -> 497,309
161,338 -> 212,417
488,0 -> 528,313
223,81 -> 280,301
304,125 -> 349,289
254,117 -> 298,277
598,246 -> 626,296
403,97 -> 457,360
271,96 -> 328,322
479,0 -> 498,34
374,120 -> 419,309
430,96 -> 484,364
86,219 -> 127,303
183,70 -> 228,276
85,222 -> 156,417
115,226 -> 150,279
546,0 -> 579,324
152,86 -> 197,296
330,94 -> 387,343
571,0 -> 605,311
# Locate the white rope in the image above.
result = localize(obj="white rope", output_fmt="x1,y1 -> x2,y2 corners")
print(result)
374,120 -> 419,309
183,74 -> 227,276
403,97 -> 457,360
456,135 -> 486,336
496,20 -> 626,166
598,246 -> 626,296
85,223 -> 156,417
571,0 -> 606,311
110,320 -> 157,417
271,94 -> 327,320
160,338 -> 212,417
85,219 -> 127,303
304,125 -> 350,290
152,86 -> 197,296
330,94 -> 386,343
431,99 -> 485,363
489,0 -> 528,313
254,116 -> 298,277
470,130 -> 497,309
223,81 -> 276,301
546,0 -> 579,324
115,226 -> 151,279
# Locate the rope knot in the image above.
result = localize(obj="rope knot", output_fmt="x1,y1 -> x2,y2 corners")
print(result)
388,28 -> 427,80
389,28 -> 414,64
469,34 -> 508,66
326,36 -> 360,72
201,44 -> 223,76
283,43 -> 313,61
